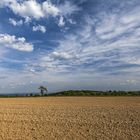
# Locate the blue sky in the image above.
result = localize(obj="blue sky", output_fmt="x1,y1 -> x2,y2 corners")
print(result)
0,0 -> 140,93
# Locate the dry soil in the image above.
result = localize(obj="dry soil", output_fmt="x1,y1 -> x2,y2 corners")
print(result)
0,97 -> 139,140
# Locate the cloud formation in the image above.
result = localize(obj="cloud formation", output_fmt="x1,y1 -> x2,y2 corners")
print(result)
58,16 -> 65,27
9,18 -> 23,26
0,0 -> 140,93
32,25 -> 46,33
28,2 -> 140,77
0,0 -> 79,20
0,34 -> 33,52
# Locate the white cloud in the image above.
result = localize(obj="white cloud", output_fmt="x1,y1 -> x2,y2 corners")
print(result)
1,0 -> 140,92
58,1 -> 80,16
95,7 -> 140,40
52,51 -> 73,60
0,0 -> 80,22
0,34 -> 33,52
58,16 -> 65,27
29,4 -> 140,76
24,17 -> 31,24
120,79 -> 138,86
32,25 -> 46,33
0,0 -> 13,7
68,19 -> 76,24
42,1 -> 59,17
9,17 -> 32,26
9,18 -> 23,26
9,0 -> 44,19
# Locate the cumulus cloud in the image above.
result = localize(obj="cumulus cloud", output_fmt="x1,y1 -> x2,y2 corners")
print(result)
42,1 -> 59,17
9,0 -> 44,19
58,16 -> 65,27
9,18 -> 23,26
0,0 -> 13,7
24,17 -> 32,24
0,0 -> 80,22
0,34 -> 33,52
32,25 -> 46,33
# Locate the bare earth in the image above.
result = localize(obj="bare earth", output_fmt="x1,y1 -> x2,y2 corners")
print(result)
0,97 -> 139,140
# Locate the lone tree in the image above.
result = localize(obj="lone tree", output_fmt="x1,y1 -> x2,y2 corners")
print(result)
39,86 -> 48,96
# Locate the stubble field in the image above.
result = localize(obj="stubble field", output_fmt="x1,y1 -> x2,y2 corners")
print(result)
0,97 -> 139,140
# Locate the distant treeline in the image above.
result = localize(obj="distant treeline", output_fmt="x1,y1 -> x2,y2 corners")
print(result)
0,90 -> 140,97
49,90 -> 140,96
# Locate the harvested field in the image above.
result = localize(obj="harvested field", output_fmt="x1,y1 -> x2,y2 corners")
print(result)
0,97 -> 139,140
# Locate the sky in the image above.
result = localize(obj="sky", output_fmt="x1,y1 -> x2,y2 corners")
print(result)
0,0 -> 140,93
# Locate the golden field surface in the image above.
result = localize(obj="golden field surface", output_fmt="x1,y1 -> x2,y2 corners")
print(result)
0,97 -> 139,140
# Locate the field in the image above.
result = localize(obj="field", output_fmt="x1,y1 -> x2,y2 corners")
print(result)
0,97 -> 139,140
